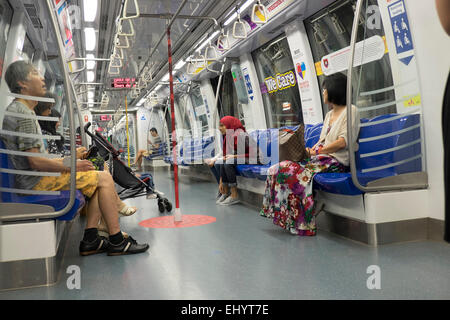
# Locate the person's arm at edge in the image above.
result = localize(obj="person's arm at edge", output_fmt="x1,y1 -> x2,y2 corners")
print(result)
27,147 -> 94,172
436,0 -> 450,35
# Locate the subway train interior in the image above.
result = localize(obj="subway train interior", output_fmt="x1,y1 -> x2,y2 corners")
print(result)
0,0 -> 449,300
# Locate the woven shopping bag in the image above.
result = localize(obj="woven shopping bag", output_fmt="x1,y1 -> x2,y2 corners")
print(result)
278,125 -> 308,162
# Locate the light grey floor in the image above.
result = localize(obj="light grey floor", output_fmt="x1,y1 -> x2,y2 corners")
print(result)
1,170 -> 450,300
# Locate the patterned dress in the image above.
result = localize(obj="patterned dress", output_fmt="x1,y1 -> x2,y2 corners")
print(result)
260,152 -> 347,236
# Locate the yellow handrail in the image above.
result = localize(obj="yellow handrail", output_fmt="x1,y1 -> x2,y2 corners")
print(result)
125,95 -> 131,167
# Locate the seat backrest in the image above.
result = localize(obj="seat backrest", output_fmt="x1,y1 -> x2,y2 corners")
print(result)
356,113 -> 422,179
304,123 -> 323,148
0,139 -> 15,202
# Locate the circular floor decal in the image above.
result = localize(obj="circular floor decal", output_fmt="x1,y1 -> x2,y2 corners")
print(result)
139,215 -> 216,229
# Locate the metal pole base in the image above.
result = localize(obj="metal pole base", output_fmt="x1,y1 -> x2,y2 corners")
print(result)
174,208 -> 182,222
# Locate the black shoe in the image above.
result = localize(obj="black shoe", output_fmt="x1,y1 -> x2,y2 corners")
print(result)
107,236 -> 149,256
79,236 -> 109,256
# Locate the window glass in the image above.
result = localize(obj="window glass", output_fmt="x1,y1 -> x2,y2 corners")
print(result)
252,34 -> 303,128
176,94 -> 193,138
304,0 -> 396,118
190,85 -> 209,136
114,114 -> 136,162
0,0 -> 13,78
213,69 -> 245,125
21,34 -> 35,62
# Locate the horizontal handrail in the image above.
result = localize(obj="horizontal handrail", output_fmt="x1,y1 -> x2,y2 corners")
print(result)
359,139 -> 422,158
361,154 -> 422,174
7,92 -> 55,103
359,108 -> 420,127
358,124 -> 421,143
0,148 -> 61,159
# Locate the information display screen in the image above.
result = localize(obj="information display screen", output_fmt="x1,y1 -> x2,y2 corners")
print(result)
111,78 -> 136,88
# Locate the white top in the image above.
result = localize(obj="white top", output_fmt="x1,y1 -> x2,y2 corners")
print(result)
318,104 -> 360,166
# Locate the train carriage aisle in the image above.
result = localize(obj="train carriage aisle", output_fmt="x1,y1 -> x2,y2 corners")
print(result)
1,0 -> 450,302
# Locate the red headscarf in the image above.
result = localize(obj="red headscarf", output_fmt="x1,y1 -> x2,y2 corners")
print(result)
220,116 -> 247,157
220,116 -> 245,132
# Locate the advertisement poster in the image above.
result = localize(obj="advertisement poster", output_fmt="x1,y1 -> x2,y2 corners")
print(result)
56,1 -> 75,58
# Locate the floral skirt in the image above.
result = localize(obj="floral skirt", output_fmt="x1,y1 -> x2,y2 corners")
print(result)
260,155 -> 347,236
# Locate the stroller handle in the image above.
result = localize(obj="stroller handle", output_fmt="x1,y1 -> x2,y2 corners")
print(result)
84,121 -> 121,157
84,122 -> 93,136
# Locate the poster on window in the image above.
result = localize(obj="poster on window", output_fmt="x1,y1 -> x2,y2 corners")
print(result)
56,1 -> 75,58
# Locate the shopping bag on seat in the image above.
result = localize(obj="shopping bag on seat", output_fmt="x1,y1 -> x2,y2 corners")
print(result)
278,125 -> 308,162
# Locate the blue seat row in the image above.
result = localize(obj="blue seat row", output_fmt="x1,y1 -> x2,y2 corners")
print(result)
234,124 -> 323,180
164,136 -> 215,166
313,113 -> 422,195
0,140 -> 85,221
234,114 -> 422,196
163,114 -> 422,196
145,142 -> 168,160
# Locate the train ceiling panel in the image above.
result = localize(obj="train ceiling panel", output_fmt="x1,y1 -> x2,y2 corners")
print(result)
14,0 -> 337,113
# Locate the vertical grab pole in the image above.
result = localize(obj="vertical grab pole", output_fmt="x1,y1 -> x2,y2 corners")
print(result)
167,26 -> 182,221
125,95 -> 131,167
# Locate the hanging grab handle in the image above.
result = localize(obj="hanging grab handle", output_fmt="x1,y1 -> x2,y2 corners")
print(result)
232,11 -> 247,39
186,60 -> 197,75
251,0 -> 268,25
217,28 -> 230,51
121,0 -> 140,20
194,53 -> 206,69
115,33 -> 130,49
112,46 -> 124,60
204,41 -> 218,62
108,64 -> 120,75
110,54 -> 123,68
118,18 -> 135,37
68,59 -> 86,74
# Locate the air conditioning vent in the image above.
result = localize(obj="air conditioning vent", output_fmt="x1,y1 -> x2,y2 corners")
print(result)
24,3 -> 43,29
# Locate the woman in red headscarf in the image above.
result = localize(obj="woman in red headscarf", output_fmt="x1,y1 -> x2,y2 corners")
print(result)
205,116 -> 257,206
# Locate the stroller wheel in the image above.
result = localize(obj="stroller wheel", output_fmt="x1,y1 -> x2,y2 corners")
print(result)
157,199 -> 165,213
163,199 -> 172,212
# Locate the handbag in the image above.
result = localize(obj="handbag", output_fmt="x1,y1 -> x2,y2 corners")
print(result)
278,125 -> 308,162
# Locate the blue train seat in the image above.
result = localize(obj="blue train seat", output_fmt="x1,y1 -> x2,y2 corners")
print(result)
0,140 -> 85,221
313,113 -> 422,195
164,136 -> 215,166
145,142 -> 167,160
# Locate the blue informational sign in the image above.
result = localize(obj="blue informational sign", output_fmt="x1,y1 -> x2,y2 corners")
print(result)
242,67 -> 254,101
388,0 -> 414,65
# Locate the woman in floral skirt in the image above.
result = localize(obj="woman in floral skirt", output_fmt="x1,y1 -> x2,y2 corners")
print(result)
261,73 -> 360,236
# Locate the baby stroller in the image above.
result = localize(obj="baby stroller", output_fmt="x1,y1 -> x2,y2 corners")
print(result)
81,122 -> 172,213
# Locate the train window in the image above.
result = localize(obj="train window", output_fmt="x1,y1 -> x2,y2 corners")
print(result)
252,34 -> 303,128
190,85 -> 210,136
176,95 -> 193,137
21,34 -> 35,62
215,70 -> 245,125
0,0 -> 13,78
114,114 -> 136,162
304,0 -> 396,118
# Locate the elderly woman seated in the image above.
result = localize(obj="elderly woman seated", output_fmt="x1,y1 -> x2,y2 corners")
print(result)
261,73 -> 360,236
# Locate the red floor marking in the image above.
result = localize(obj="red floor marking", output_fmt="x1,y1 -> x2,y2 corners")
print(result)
139,215 -> 216,229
